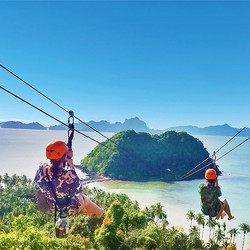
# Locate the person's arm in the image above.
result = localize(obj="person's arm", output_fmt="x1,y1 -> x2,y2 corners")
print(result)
66,150 -> 75,170
215,178 -> 218,187
68,169 -> 83,193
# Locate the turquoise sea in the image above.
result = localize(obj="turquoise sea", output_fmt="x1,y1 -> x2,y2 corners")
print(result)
0,129 -> 249,248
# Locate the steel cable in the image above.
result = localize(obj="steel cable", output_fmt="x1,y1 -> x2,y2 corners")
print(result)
182,136 -> 250,180
0,64 -> 119,147
0,86 -> 114,151
181,127 -> 246,180
0,85 -> 145,165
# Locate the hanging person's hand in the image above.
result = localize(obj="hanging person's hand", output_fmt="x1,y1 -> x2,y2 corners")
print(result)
67,149 -> 73,159
66,150 -> 74,169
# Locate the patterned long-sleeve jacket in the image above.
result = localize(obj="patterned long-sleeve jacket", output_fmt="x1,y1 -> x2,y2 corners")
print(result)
35,163 -> 82,216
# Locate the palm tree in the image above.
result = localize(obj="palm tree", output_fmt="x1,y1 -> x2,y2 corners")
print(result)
211,218 -> 217,239
195,213 -> 205,239
215,228 -> 225,244
148,205 -> 156,220
201,219 -> 205,240
228,228 -> 238,243
161,214 -> 169,230
222,222 -> 226,233
133,200 -> 140,211
239,223 -> 250,250
206,218 -> 213,240
187,210 -> 195,228
206,217 -> 216,239
206,238 -> 220,250
232,228 -> 239,243
153,202 -> 168,227
189,225 -> 199,237
154,202 -> 164,219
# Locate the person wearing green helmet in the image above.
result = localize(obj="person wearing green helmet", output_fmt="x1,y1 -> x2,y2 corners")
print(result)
198,168 -> 234,220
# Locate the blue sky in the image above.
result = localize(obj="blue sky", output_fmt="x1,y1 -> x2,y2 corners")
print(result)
0,1 -> 250,130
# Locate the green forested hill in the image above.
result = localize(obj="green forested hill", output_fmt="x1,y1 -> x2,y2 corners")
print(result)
81,130 -> 219,181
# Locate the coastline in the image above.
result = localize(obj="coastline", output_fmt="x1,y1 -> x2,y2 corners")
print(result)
75,165 -> 112,185
81,177 -> 112,185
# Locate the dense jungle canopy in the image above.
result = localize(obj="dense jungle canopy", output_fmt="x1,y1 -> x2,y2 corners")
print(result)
81,130 -> 219,181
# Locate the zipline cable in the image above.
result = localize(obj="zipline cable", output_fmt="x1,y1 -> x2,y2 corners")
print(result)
0,64 -> 68,113
216,136 -> 250,162
0,85 -> 144,164
182,162 -> 214,180
182,136 -> 250,180
0,64 -> 155,162
0,86 -> 114,151
0,64 -> 119,147
180,156 -> 211,180
214,127 -> 246,154
181,127 -> 246,179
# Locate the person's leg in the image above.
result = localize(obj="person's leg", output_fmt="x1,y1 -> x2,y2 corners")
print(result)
77,194 -> 104,218
220,212 -> 226,219
215,203 -> 225,220
221,199 -> 234,220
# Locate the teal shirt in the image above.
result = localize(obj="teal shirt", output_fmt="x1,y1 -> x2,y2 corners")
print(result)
198,183 -> 222,217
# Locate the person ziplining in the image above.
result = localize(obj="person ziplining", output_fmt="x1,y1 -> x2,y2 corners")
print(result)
35,140 -> 105,237
198,168 -> 234,220
180,128 -> 249,220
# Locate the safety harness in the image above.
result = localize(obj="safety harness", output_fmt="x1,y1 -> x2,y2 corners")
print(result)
47,111 -> 76,237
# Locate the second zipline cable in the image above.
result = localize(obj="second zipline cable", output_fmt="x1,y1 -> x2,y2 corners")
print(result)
181,127 -> 246,179
182,136 -> 250,180
0,64 -> 119,147
0,86 -> 114,151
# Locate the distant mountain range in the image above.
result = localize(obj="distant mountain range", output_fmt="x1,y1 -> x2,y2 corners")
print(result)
166,124 -> 250,137
0,121 -> 47,130
49,117 -> 162,134
1,117 -> 249,137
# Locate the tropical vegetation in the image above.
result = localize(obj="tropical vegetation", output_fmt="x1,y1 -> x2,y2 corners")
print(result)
0,174 -> 249,249
81,130 -> 221,181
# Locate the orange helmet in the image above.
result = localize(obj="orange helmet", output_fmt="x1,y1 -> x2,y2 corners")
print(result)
46,140 -> 68,160
205,168 -> 217,180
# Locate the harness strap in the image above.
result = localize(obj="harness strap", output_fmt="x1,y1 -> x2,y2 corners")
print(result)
54,204 -> 58,225
46,168 -> 60,205
46,168 -> 61,223
67,110 -> 74,150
